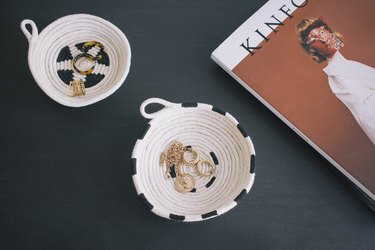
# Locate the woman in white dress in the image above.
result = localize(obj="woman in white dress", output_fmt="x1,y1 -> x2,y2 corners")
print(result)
297,18 -> 375,145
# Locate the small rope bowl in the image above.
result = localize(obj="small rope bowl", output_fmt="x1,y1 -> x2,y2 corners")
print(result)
132,98 -> 256,222
20,14 -> 131,107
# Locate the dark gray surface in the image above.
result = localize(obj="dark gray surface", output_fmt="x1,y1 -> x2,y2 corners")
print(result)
0,0 -> 374,249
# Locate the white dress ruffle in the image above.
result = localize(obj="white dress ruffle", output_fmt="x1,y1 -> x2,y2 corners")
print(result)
323,51 -> 375,145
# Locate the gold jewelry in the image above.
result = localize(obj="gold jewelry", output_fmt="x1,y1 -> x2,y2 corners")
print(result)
72,53 -> 95,75
160,140 -> 217,193
71,41 -> 106,75
159,141 -> 185,179
82,41 -> 106,53
175,174 -> 195,193
183,147 -> 200,165
196,159 -> 216,176
69,79 -> 86,96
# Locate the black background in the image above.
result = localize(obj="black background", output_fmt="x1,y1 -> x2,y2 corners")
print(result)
0,0 -> 374,249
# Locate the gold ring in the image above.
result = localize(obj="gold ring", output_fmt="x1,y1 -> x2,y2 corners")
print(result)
196,159 -> 215,176
183,148 -> 200,165
72,53 -> 96,75
82,41 -> 106,53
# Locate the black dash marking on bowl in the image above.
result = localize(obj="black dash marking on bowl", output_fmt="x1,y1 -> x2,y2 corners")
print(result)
234,189 -> 247,203
75,42 -> 85,52
97,50 -> 110,66
57,70 -> 74,85
170,165 -> 176,178
212,107 -> 226,116
201,210 -> 218,219
190,188 -> 196,193
139,193 -> 153,210
169,213 -> 185,221
57,46 -> 73,62
210,152 -> 219,165
85,73 -> 105,87
139,124 -> 151,140
237,124 -> 248,138
205,177 -> 216,188
250,154 -> 255,174
131,158 -> 137,175
182,102 -> 198,108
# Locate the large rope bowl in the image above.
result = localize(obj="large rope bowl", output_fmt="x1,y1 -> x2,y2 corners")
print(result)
21,14 -> 131,107
132,98 -> 256,222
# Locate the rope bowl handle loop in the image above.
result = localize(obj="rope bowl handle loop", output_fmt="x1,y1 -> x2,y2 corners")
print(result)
20,19 -> 39,43
140,98 -> 178,119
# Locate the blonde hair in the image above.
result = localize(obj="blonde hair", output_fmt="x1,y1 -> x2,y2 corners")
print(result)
296,17 -> 344,63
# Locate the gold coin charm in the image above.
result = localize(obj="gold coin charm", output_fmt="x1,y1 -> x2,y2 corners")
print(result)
175,174 -> 195,193
196,159 -> 216,176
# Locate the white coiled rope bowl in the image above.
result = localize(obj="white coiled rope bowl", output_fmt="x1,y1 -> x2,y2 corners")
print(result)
132,98 -> 256,222
21,14 -> 131,107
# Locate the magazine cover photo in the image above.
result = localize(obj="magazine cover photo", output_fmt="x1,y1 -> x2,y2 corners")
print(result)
233,0 -> 375,198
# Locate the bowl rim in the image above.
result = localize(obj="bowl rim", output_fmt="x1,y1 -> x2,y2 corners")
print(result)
131,100 -> 256,222
24,13 -> 131,107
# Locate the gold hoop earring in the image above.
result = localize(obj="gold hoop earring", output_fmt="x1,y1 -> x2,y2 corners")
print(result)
196,159 -> 215,176
183,148 -> 200,165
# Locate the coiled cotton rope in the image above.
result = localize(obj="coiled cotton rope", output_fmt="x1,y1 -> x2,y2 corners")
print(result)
132,98 -> 256,222
21,14 -> 131,107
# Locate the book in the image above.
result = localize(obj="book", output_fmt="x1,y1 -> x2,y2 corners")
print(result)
211,0 -> 375,205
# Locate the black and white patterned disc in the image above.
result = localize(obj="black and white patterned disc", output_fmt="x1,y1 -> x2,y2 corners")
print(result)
56,41 -> 110,88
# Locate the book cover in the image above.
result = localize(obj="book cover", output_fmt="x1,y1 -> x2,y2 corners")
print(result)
212,0 -> 375,203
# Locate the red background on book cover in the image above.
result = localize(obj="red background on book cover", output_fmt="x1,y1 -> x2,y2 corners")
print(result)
233,0 -> 375,193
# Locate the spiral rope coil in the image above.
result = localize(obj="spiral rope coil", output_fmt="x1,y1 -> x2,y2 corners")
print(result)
132,98 -> 256,222
21,14 -> 131,107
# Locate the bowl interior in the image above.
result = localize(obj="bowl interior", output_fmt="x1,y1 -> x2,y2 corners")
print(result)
132,105 -> 255,221
29,14 -> 131,107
